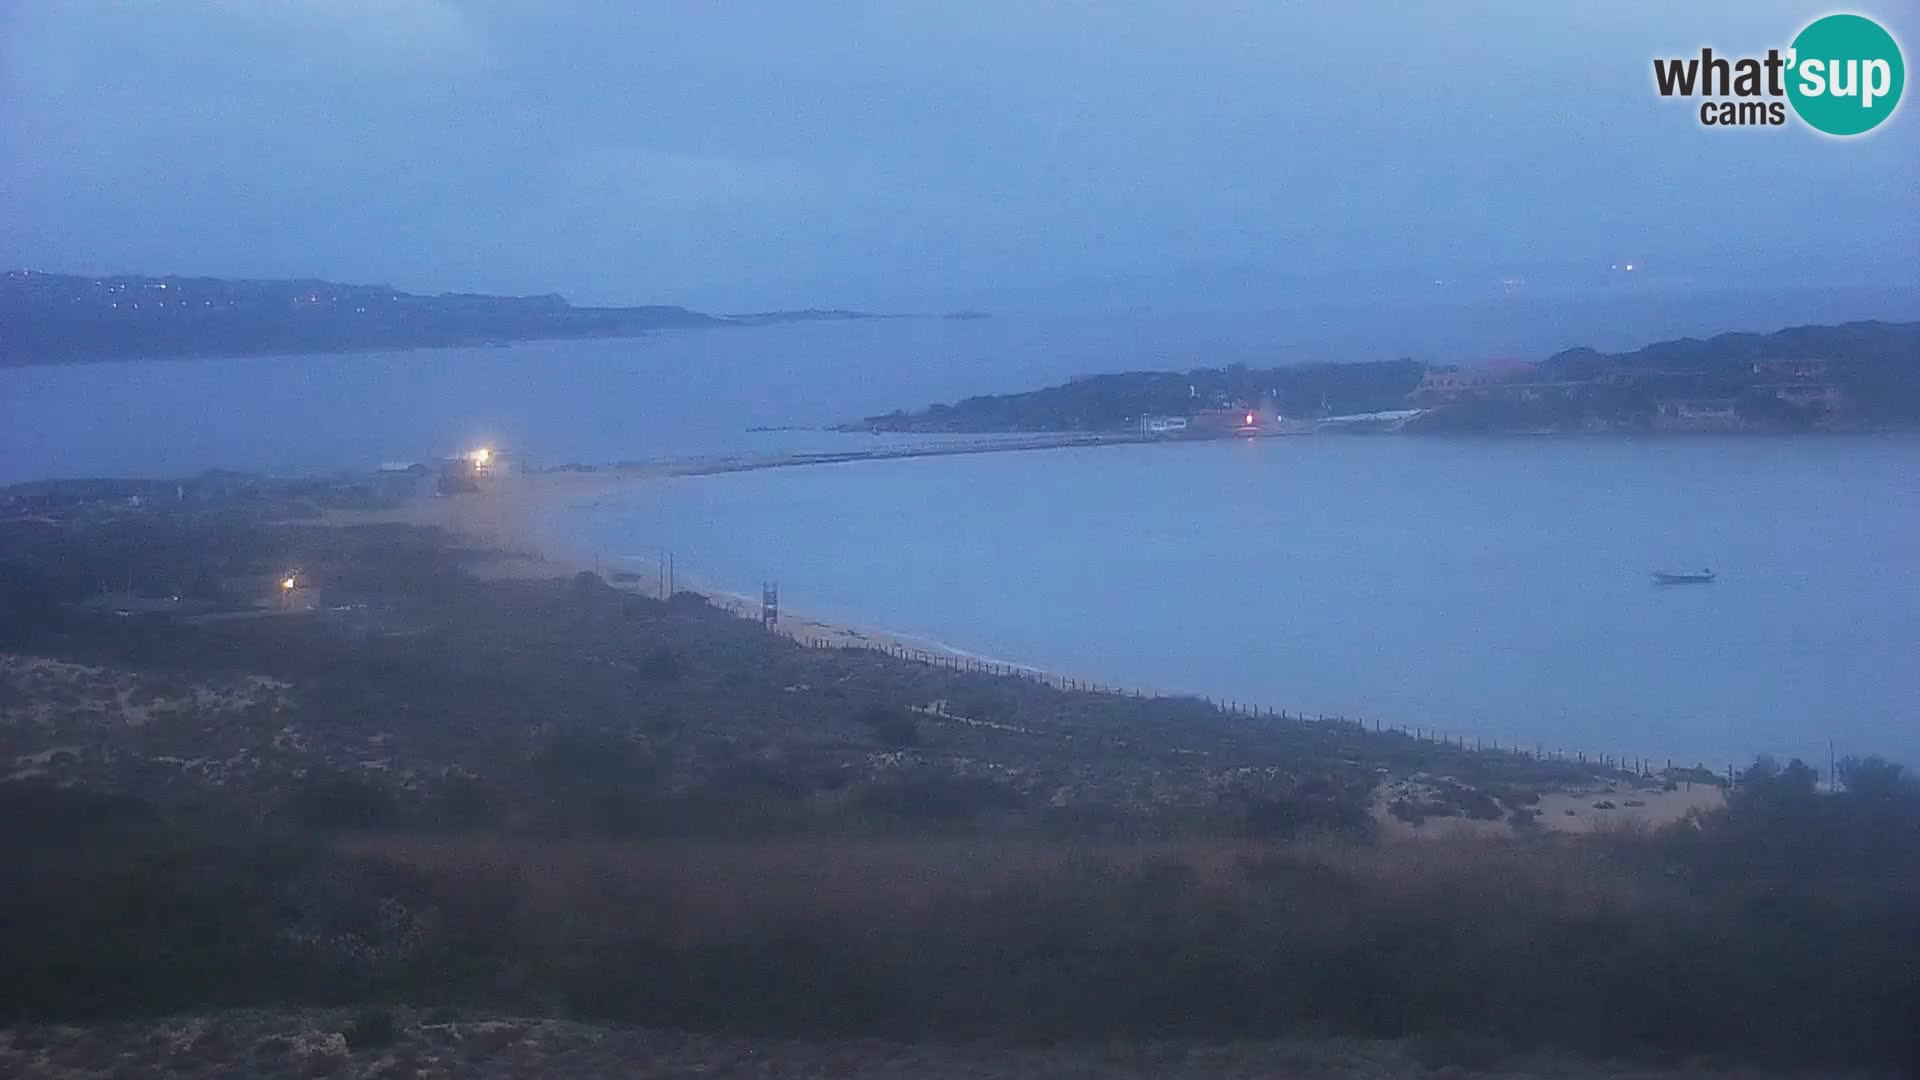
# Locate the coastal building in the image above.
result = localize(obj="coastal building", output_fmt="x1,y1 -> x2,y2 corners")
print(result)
1188,407 -> 1263,435
1140,415 -> 1189,437
1757,383 -> 1843,411
437,446 -> 512,494
438,457 -> 482,495
1751,358 -> 1830,380
1494,380 -> 1589,404
1652,398 -> 1741,432
374,462 -> 430,501
1598,367 -> 1673,387
463,446 -> 510,477
1415,359 -> 1540,401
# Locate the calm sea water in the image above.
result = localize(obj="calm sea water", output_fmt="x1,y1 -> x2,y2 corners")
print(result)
552,436 -> 1920,769
5,288 -> 1917,766
5,284 -> 1915,482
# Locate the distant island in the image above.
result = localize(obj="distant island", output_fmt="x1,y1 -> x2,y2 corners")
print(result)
849,320 -> 1920,436
0,270 -> 923,365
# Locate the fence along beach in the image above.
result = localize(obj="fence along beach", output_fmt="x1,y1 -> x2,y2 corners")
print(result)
313,460 -> 1739,831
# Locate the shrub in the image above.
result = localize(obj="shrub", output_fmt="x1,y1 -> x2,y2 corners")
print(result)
343,1007 -> 399,1051
1412,1031 -> 1509,1071
1433,781 -> 1503,820
420,775 -> 507,831
637,646 -> 682,683
1388,797 -> 1456,825
534,728 -> 651,788
1839,755 -> 1907,801
287,769 -> 400,831
0,783 -> 156,846
1243,789 -> 1373,840
0,559 -> 60,644
853,704 -> 919,748
850,772 -> 1021,823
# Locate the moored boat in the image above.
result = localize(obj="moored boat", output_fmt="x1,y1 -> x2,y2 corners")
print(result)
1652,569 -> 1715,585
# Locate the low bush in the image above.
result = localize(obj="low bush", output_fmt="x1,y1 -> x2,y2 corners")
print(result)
853,704 -> 919,748
343,1006 -> 399,1050
2,783 -> 1918,1072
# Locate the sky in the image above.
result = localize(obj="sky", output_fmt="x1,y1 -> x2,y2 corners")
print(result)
2,0 -> 1916,310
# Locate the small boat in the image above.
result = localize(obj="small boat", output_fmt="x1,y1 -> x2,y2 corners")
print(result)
1652,569 -> 1716,585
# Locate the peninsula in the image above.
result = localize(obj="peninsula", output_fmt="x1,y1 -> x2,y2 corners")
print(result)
851,320 -> 1920,436
0,269 -> 909,366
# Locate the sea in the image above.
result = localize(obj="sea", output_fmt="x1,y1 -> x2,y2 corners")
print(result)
5,284 -> 1917,768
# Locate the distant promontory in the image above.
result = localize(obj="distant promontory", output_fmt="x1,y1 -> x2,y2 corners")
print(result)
849,321 -> 1920,436
0,270 -> 914,366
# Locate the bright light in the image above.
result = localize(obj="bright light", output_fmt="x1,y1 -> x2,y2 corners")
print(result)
281,576 -> 296,590
470,446 -> 493,465
1624,263 -> 1635,271
1244,412 -> 1255,425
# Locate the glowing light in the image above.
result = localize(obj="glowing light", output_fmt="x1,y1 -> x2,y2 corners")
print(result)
470,446 -> 493,466
1244,412 -> 1255,426
281,576 -> 296,590
1624,263 -> 1635,271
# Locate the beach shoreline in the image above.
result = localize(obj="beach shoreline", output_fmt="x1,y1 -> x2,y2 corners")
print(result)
316,466 -> 1018,671
309,463 -> 1727,835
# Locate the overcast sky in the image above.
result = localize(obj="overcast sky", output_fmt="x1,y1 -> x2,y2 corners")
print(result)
2,1 -> 1915,309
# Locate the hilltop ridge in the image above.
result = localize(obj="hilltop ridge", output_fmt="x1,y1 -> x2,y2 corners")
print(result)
852,320 -> 1920,435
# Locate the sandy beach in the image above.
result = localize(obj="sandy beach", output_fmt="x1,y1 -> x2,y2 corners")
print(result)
315,467 -> 1013,667
1371,778 -> 1724,841
305,466 -> 1731,837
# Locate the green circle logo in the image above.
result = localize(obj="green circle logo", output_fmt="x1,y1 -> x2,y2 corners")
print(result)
1786,14 -> 1904,136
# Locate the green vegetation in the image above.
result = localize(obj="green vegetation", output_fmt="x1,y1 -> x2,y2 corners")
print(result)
856,359 -> 1424,432
854,320 -> 1920,434
4,779 -> 1916,1069
1,496 -> 1916,1072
